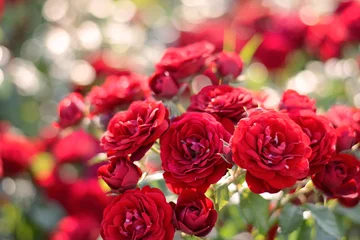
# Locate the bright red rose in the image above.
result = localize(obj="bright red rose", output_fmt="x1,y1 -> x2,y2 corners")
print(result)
57,92 -> 85,128
0,132 -> 38,176
50,214 -> 100,240
312,154 -> 360,207
279,89 -> 317,113
305,16 -> 348,61
160,112 -> 232,194
171,189 -> 217,237
335,126 -> 358,152
337,0 -> 360,41
101,186 -> 175,240
188,85 -> 257,125
288,111 -> 336,174
204,52 -> 244,84
231,110 -> 312,193
101,100 -> 169,161
98,157 -> 142,193
52,130 -> 101,164
156,41 -> 215,79
254,32 -> 294,69
87,73 -> 150,114
149,71 -> 180,98
327,105 -> 360,132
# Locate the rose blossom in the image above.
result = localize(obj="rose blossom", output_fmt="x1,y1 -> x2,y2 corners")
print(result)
101,186 -> 175,240
98,157 -> 142,193
171,189 -> 217,237
287,111 -> 336,174
87,73 -> 150,114
335,126 -> 358,152
279,89 -> 317,113
231,110 -> 312,193
148,71 -> 180,98
57,92 -> 85,128
160,112 -> 231,194
188,85 -> 257,125
101,100 -> 169,161
156,41 -> 215,79
312,154 -> 360,207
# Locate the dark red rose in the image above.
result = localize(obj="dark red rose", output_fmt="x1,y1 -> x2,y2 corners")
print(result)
337,0 -> 360,41
171,189 -> 217,237
101,186 -> 175,240
288,111 -> 336,174
87,73 -> 150,114
160,112 -> 231,194
149,71 -> 180,98
305,16 -> 348,61
50,214 -> 100,240
204,52 -> 244,84
101,100 -> 169,161
312,154 -> 360,207
98,157 -> 142,193
0,132 -> 38,176
188,85 -> 257,125
335,126 -> 358,152
231,110 -> 312,193
279,89 -> 317,113
57,92 -> 85,128
254,32 -> 294,69
156,41 -> 215,79
52,130 -> 101,164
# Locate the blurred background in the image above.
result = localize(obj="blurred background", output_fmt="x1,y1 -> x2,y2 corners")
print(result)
1,0 -> 360,239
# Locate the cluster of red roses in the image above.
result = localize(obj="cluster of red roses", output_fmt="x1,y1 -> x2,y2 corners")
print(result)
179,0 -> 360,69
48,36 -> 360,239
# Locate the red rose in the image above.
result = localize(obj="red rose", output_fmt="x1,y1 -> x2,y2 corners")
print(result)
188,85 -> 257,126
156,41 -> 215,79
171,189 -> 217,237
101,100 -> 169,161
160,112 -> 231,194
305,16 -> 348,61
327,105 -> 360,132
337,0 -> 360,41
231,110 -> 312,193
0,132 -> 38,176
254,32 -> 294,69
50,214 -> 100,240
52,130 -> 101,164
57,92 -> 85,128
101,186 -> 175,240
312,154 -> 360,207
87,73 -> 150,114
288,111 -> 336,174
335,126 -> 358,152
279,89 -> 317,113
98,157 -> 142,193
149,71 -> 180,98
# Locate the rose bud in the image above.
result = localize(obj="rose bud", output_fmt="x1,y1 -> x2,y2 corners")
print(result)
279,89 -> 316,113
312,153 -> 360,207
335,126 -> 358,152
287,111 -> 336,175
101,100 -> 169,161
149,71 -> 180,98
215,52 -> 244,79
160,112 -> 231,194
57,92 -> 85,128
188,85 -> 257,131
171,189 -> 217,237
231,110 -> 312,193
156,41 -> 215,79
98,158 -> 142,193
101,186 -> 175,240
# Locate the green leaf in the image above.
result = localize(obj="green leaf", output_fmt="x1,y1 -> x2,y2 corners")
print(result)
87,153 -> 108,166
305,204 -> 342,238
279,204 -> 304,235
239,190 -> 269,234
335,204 -> 360,224
296,220 -> 313,240
215,184 -> 230,211
316,223 -> 337,240
239,34 -> 263,65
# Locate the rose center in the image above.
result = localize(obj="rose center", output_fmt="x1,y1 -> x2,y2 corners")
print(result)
123,209 -> 148,237
182,138 -> 205,159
